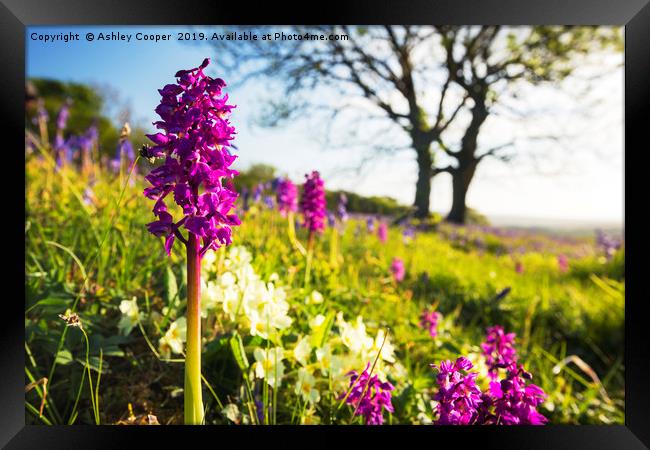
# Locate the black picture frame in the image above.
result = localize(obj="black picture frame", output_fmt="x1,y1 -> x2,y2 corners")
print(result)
3,1 -> 649,448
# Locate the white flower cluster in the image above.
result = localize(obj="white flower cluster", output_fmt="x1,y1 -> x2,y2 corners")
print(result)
202,246 -> 293,340
334,312 -> 407,384
117,297 -> 140,336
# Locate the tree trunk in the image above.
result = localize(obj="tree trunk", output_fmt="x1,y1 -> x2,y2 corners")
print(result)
413,146 -> 432,219
446,161 -> 477,224
446,97 -> 488,224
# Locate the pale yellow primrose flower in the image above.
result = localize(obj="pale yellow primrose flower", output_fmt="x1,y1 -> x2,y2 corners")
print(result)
245,280 -> 292,339
117,297 -> 140,336
158,317 -> 187,359
293,335 -> 312,366
253,347 -> 285,387
305,290 -> 324,305
295,368 -> 320,404
309,314 -> 326,330
315,343 -> 344,380
201,249 -> 218,273
301,407 -> 321,425
224,245 -> 253,271
337,313 -> 374,355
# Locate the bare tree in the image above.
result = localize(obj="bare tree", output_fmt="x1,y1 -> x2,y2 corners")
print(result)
205,26 -> 621,222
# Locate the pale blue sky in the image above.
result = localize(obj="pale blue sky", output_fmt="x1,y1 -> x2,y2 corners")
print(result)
27,26 -> 624,225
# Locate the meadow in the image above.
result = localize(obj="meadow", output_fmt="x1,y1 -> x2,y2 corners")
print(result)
24,60 -> 624,426
24,155 -> 624,425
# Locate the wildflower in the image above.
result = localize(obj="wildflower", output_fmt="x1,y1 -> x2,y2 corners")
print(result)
117,297 -> 140,336
245,280 -> 293,339
309,314 -> 326,330
337,313 -> 374,355
225,245 -> 253,271
327,211 -> 336,228
377,222 -> 388,243
221,404 -> 242,424
111,123 -> 136,174
337,193 -> 348,222
36,98 -> 49,123
315,343 -> 343,377
402,225 -> 415,244
158,317 -> 187,358
55,100 -> 71,130
366,216 -> 376,233
252,183 -> 264,203
490,363 -> 548,425
293,336 -> 312,366
201,248 -> 218,273
515,261 -> 524,274
390,257 -> 405,282
596,230 -> 621,260
481,326 -> 518,381
53,99 -> 72,166
263,195 -> 275,209
419,308 -> 441,338
295,368 -> 321,404
82,186 -> 96,206
557,254 -> 569,273
58,310 -> 83,329
431,357 -> 483,425
299,171 -> 326,234
143,58 -> 240,257
341,363 -> 395,425
305,290 -> 324,305
253,347 -> 285,388
276,178 -> 298,216
301,407 -> 321,424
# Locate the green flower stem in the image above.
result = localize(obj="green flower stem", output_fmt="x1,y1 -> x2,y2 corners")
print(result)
329,227 -> 339,270
287,212 -> 306,256
304,231 -> 314,288
185,232 -> 204,425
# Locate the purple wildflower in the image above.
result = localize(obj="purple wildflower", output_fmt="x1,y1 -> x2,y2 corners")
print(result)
263,195 -> 275,209
481,326 -> 518,381
431,357 -> 483,425
112,123 -> 136,174
390,257 -> 405,282
515,261 -> 524,274
337,193 -> 348,222
55,99 -> 71,131
53,99 -> 73,166
327,211 -> 336,227
341,363 -> 395,425
37,99 -> 49,122
419,308 -> 441,338
377,222 -> 388,243
143,58 -> 240,256
276,178 -> 298,216
252,183 -> 264,203
366,217 -> 376,233
299,171 -> 326,234
557,254 -> 569,273
595,229 -> 621,260
490,363 -> 548,425
402,225 -> 416,244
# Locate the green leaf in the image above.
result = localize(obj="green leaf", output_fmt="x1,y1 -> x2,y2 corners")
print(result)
230,332 -> 249,372
26,296 -> 71,313
310,310 -> 335,349
165,266 -> 178,304
55,349 -> 73,365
